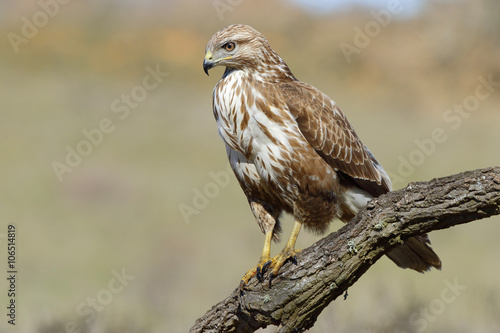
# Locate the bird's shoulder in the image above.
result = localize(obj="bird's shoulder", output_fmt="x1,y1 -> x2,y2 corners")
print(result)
277,80 -> 391,196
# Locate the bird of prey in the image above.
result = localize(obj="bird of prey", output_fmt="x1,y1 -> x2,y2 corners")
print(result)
203,24 -> 441,287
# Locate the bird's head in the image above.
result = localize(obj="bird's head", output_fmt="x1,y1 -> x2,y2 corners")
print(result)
203,24 -> 285,77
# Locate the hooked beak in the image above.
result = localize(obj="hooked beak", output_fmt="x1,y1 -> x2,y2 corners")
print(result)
203,50 -> 232,76
203,51 -> 214,76
203,59 -> 214,76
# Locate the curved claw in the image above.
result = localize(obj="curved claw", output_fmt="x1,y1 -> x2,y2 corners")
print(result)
268,250 -> 301,287
256,260 -> 272,282
256,266 -> 263,282
262,259 -> 272,272
241,258 -> 273,289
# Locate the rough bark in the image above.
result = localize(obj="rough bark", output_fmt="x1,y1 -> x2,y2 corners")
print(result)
190,166 -> 500,333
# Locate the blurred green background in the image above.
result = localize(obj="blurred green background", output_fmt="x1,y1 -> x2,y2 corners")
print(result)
1,0 -> 499,332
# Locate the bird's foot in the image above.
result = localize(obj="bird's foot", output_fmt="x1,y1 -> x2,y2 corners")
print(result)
268,247 -> 300,287
240,248 -> 301,290
240,257 -> 272,290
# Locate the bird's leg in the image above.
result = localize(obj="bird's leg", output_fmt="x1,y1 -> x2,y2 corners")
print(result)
268,220 -> 302,284
240,229 -> 273,289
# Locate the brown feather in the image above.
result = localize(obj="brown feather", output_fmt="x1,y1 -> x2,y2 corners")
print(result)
204,24 -> 441,273
279,81 -> 390,196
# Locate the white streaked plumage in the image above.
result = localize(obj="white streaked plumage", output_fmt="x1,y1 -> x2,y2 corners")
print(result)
203,24 -> 441,283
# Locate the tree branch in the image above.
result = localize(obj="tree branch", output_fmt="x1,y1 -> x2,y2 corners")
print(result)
190,166 -> 500,333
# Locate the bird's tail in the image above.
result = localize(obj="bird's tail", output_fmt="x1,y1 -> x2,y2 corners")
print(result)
386,234 -> 442,272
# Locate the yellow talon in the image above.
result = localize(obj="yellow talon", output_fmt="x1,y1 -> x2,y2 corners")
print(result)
241,221 -> 303,289
240,258 -> 271,289
240,229 -> 273,289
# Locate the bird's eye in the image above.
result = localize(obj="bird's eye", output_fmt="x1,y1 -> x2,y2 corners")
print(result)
224,42 -> 235,52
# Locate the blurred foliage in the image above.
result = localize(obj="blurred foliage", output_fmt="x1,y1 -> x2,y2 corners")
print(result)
0,0 -> 499,332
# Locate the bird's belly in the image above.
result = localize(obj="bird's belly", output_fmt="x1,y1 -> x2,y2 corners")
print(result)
227,141 -> 287,192
229,136 -> 337,199
216,79 -> 339,221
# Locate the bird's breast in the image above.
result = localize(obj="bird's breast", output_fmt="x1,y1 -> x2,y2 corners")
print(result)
213,72 -> 338,205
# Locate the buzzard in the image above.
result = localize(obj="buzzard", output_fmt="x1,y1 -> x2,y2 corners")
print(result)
203,24 -> 441,287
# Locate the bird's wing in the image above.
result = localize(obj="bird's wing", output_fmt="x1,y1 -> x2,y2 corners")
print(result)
279,81 -> 391,197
